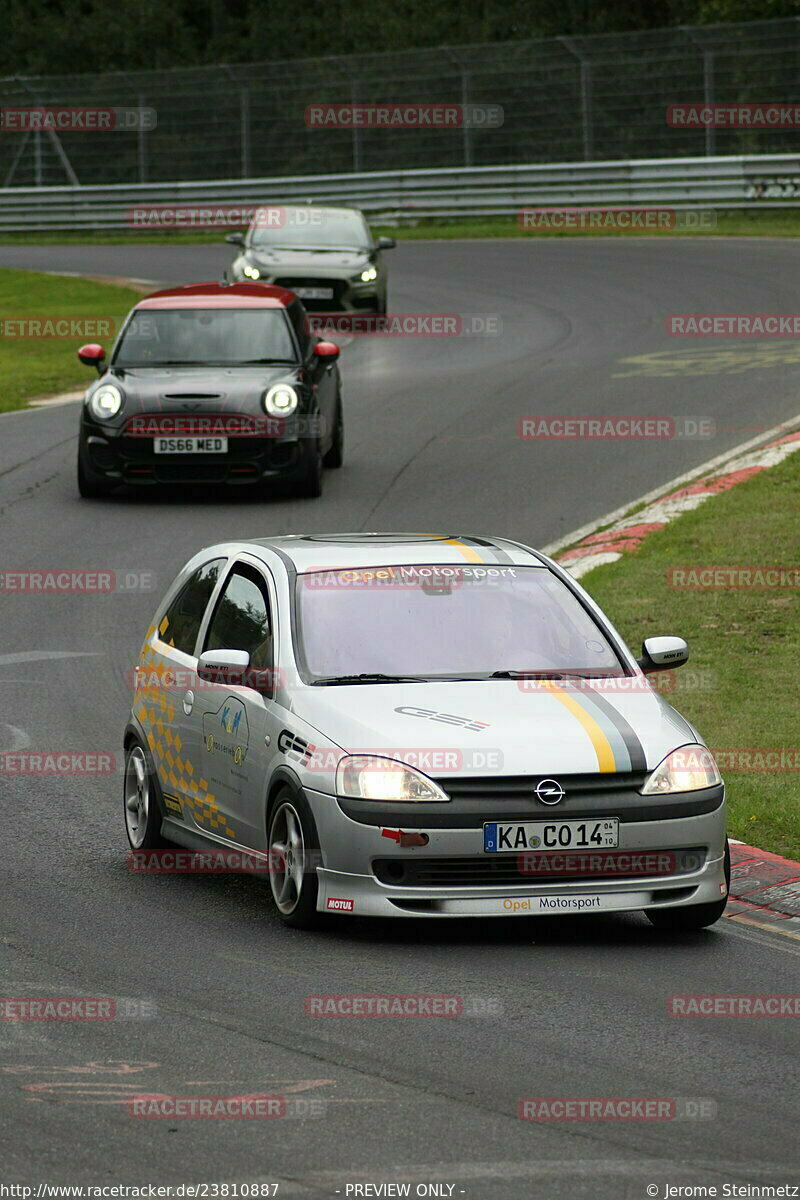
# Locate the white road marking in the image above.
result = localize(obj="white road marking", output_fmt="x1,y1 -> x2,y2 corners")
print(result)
542,410 -> 800,557
555,422 -> 800,578
0,651 -> 102,666
284,1158 -> 800,1189
27,393 -> 84,409
0,724 -> 30,753
563,551 -> 621,579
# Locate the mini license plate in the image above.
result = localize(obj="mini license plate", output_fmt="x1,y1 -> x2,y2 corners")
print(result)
154,437 -> 228,454
293,287 -> 334,300
484,819 -> 619,853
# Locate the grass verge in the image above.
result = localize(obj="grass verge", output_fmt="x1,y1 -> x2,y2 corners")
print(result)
2,209 -> 800,245
0,269 -> 142,414
576,446 -> 800,860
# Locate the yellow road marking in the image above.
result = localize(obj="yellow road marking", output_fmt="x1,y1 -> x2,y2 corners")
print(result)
727,913 -> 800,941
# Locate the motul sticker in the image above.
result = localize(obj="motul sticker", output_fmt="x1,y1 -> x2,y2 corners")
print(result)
326,897 -> 354,912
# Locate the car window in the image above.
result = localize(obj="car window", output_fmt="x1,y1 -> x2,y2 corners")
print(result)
205,567 -> 273,670
159,559 -> 224,655
249,207 -> 371,250
295,565 -> 625,680
113,308 -> 296,367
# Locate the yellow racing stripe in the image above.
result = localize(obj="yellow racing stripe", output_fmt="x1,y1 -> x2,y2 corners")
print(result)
544,681 -> 617,773
436,537 -> 484,563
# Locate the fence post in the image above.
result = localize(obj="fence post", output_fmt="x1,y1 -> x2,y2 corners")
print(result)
681,29 -> 716,158
559,39 -> 593,161
3,129 -> 31,187
444,49 -> 473,168
241,88 -> 251,177
350,74 -> 363,174
138,92 -> 147,182
703,52 -> 716,157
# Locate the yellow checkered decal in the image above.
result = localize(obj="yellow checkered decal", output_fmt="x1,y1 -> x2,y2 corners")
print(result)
135,619 -> 236,840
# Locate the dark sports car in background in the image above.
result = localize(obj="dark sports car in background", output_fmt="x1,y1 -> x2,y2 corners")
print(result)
76,281 -> 343,499
225,205 -> 394,313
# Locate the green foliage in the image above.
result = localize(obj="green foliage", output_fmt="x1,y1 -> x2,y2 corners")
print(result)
2,0 -> 799,76
0,269 -> 142,412
582,448 -> 800,859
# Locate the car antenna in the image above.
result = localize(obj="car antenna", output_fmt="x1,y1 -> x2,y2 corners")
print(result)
221,269 -> 229,285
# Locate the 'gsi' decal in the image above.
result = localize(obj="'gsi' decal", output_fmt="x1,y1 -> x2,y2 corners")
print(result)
395,706 -> 489,732
278,729 -> 316,765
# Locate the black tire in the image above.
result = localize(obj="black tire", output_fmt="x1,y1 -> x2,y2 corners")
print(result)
323,396 -> 344,469
78,452 -> 115,499
371,292 -> 388,316
647,839 -> 730,931
297,435 -> 324,498
123,740 -> 170,851
267,789 -> 324,929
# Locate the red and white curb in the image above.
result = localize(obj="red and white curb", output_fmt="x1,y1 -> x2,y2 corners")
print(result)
544,418 -> 800,938
728,842 -> 800,937
545,416 -> 800,579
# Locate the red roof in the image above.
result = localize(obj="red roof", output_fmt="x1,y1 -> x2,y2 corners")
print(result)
137,282 -> 296,310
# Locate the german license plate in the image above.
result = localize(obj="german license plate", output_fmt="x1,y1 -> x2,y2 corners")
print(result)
293,287 -> 334,300
154,437 -> 228,454
484,819 -> 619,853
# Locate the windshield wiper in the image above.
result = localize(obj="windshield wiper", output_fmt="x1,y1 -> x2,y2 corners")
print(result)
239,358 -> 296,365
313,673 -> 427,686
490,670 -> 625,682
490,670 -> 567,680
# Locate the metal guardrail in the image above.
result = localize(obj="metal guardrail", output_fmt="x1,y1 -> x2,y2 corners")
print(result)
1,153 -> 800,230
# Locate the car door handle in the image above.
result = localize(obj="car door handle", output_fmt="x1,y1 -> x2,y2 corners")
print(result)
183,690 -> 194,715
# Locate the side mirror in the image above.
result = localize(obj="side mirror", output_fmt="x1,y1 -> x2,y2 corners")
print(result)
226,232 -> 245,246
197,649 -> 250,686
314,340 -> 340,361
637,636 -> 689,674
78,343 -> 106,372
375,236 -> 396,251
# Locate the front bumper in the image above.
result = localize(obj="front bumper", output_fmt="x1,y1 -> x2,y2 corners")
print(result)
80,424 -> 312,487
306,786 -> 727,918
235,270 -> 380,312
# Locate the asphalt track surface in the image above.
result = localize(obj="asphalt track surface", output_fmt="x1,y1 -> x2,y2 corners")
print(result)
2,239 -> 800,1197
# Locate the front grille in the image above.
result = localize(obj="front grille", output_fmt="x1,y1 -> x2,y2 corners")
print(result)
161,392 -> 224,400
373,848 -> 706,889
435,773 -> 648,799
151,462 -> 229,483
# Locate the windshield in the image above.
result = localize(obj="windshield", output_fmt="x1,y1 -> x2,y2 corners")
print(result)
249,209 -> 372,251
113,308 -> 296,367
295,565 -> 626,682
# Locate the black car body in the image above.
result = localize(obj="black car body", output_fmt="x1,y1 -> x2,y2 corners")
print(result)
226,205 -> 394,313
76,282 -> 343,499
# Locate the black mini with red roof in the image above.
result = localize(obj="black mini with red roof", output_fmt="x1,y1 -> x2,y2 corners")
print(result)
76,282 -> 343,499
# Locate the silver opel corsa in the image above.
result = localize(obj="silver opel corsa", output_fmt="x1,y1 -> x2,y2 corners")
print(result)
124,533 -> 729,931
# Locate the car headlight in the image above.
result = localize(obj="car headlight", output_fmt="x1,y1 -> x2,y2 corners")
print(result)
336,755 -> 450,802
263,388 -> 298,422
357,266 -> 378,283
88,384 -> 123,421
262,384 -> 298,417
640,744 -> 721,795
243,264 -> 261,279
